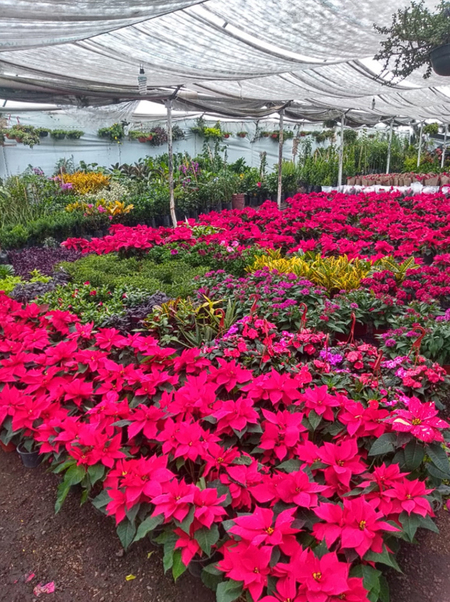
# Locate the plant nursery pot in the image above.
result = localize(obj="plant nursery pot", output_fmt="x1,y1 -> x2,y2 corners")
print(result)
17,444 -> 42,468
354,323 -> 367,337
188,552 -> 220,578
138,137 -> 147,143
0,440 -> 16,453
38,131 -> 49,138
422,252 -> 436,266
373,328 -> 389,335
334,333 -> 348,342
430,44 -> 450,77
231,193 -> 245,210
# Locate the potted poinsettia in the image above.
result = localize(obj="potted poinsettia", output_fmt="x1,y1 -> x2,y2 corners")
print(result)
375,1 -> 450,78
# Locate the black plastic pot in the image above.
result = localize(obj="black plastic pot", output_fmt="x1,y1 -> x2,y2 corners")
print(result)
17,444 -> 42,468
188,552 -> 220,578
422,252 -> 436,266
430,44 -> 450,76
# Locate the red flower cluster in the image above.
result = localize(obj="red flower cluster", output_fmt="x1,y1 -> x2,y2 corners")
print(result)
63,192 -> 450,262
0,291 -> 448,602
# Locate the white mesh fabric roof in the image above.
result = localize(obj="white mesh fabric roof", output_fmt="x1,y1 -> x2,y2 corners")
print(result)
1,0 -> 449,121
0,1 -> 206,48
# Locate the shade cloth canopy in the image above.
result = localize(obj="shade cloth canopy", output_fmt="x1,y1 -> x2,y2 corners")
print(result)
1,0 -> 449,122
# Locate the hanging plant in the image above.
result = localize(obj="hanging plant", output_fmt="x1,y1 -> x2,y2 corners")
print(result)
128,130 -> 148,141
172,124 -> 185,141
237,131 -> 247,138
260,131 -> 271,138
36,127 -> 51,138
97,123 -> 124,142
7,125 -> 40,148
148,126 -> 168,146
191,118 -> 225,141
375,0 -> 450,78
424,122 -> 440,136
343,129 -> 358,144
270,130 -> 295,141
51,129 -> 67,140
66,130 -> 84,140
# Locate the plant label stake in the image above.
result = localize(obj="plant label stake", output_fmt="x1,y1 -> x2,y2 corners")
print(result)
346,312 -> 356,345
249,294 -> 260,315
409,325 -> 427,364
298,302 -> 308,332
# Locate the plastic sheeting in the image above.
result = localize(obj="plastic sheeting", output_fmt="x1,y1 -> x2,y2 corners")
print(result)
0,113 -> 307,177
0,0 -> 449,121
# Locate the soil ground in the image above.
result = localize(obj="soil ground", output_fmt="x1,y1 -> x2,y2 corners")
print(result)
1,450 -> 450,602
0,451 -> 214,602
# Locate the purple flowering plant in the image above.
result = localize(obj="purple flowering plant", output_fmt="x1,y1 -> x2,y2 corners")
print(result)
195,268 -> 327,332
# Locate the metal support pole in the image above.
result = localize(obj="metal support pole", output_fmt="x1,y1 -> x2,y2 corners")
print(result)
338,113 -> 345,187
277,108 -> 284,210
166,99 -> 177,228
417,122 -> 424,168
386,118 -> 394,174
441,124 -> 448,169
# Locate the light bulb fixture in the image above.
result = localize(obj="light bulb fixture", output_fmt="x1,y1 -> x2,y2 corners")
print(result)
138,65 -> 147,95
371,98 -> 376,110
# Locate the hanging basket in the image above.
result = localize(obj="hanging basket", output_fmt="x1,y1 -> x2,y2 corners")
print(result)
430,44 -> 450,76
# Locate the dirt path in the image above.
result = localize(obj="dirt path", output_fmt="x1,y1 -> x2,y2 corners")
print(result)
0,451 -> 214,602
1,450 -> 450,602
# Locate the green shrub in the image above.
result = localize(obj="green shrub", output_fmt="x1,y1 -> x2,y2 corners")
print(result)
0,211 -> 111,249
61,254 -> 209,297
0,275 -> 23,293
38,282 -> 128,325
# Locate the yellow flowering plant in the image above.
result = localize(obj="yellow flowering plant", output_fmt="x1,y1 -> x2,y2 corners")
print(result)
61,172 -> 111,195
66,199 -> 134,217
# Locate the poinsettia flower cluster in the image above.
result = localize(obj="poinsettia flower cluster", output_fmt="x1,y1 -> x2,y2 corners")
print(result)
1,292 -> 449,601
63,191 -> 450,263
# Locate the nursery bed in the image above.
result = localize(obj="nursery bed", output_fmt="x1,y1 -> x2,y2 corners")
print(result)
1,449 -> 450,602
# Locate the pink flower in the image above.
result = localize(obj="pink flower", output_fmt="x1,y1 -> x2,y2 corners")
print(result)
229,507 -> 301,555
298,385 -> 340,421
193,487 -> 227,528
218,543 -> 272,601
383,478 -> 433,517
152,479 -> 196,523
260,408 -> 307,461
281,549 -> 352,602
387,397 -> 449,442
174,528 -> 202,565
313,498 -> 399,557
318,439 -> 366,493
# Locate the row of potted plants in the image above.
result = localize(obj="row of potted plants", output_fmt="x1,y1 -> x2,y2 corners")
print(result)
1,125 -> 85,147
347,172 -> 450,187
